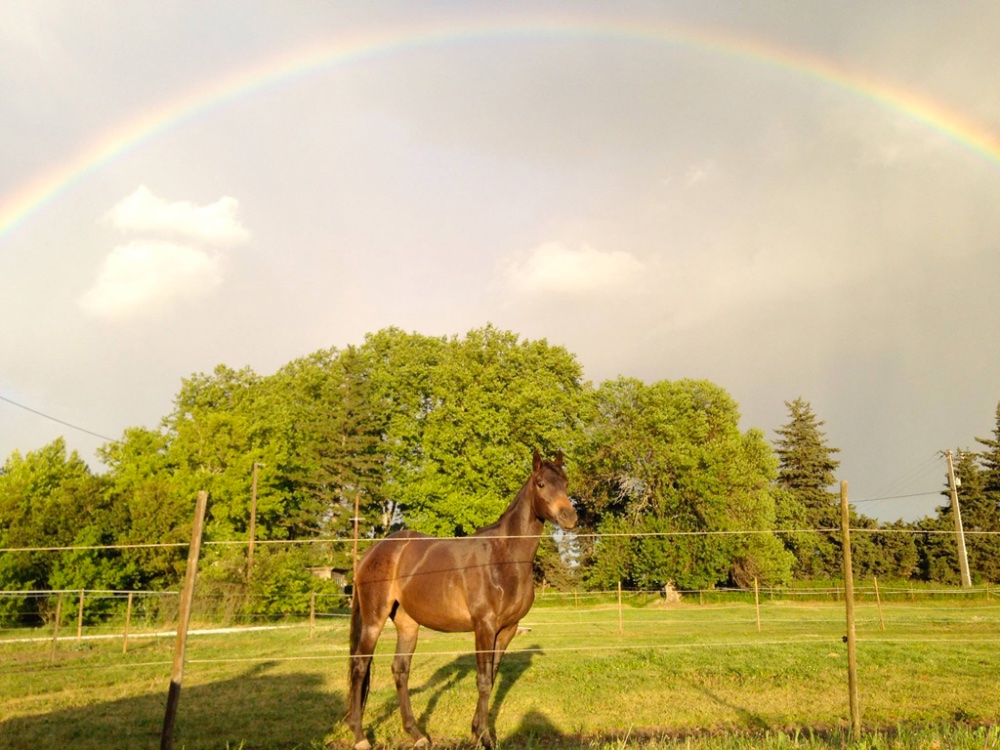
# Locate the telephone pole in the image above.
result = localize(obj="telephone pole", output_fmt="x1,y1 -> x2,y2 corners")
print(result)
946,450 -> 972,588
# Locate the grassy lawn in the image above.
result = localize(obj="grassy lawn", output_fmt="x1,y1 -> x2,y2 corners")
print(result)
1,595 -> 998,749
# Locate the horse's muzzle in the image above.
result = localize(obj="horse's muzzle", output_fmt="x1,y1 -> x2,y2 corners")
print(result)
557,504 -> 578,530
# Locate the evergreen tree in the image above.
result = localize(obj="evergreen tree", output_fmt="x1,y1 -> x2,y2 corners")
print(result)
970,405 -> 1000,581
977,402 -> 1000,496
773,398 -> 842,577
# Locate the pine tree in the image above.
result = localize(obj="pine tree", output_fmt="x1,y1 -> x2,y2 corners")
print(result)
970,402 -> 1000,581
977,402 -> 1000,497
773,398 -> 842,577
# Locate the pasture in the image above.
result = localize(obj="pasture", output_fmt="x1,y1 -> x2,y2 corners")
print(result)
1,591 -> 998,749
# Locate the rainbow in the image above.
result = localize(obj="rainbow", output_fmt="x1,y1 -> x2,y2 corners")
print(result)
2,13 -> 998,243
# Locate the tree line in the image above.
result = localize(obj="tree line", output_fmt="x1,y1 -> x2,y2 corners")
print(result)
1,326 -> 997,623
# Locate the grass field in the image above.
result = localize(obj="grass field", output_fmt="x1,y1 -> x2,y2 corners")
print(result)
1,593 -> 998,749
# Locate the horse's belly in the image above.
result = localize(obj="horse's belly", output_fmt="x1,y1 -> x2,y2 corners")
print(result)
398,584 -> 475,632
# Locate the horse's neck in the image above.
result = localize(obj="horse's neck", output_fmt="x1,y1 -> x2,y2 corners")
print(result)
494,483 -> 543,552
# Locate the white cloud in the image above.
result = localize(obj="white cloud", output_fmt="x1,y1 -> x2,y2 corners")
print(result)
79,240 -> 223,318
684,160 -> 716,185
504,242 -> 644,295
106,185 -> 250,245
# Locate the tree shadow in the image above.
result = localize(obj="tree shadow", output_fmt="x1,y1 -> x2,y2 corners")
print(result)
0,661 -> 343,750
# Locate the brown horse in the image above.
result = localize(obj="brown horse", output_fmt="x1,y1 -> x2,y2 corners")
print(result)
345,450 -> 577,749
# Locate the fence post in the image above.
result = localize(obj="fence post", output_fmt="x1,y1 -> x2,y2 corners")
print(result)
309,591 -> 316,640
352,492 -> 361,581
840,480 -> 861,740
123,592 -> 135,654
161,490 -> 209,750
50,593 -> 64,662
77,590 -> 85,642
873,576 -> 885,631
753,577 -> 761,632
617,581 -> 624,636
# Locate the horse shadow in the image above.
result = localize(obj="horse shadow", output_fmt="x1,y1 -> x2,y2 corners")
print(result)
367,643 -> 550,743
688,680 -> 770,731
0,661 -> 343,749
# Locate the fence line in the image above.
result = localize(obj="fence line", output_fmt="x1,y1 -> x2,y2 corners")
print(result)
6,627 -> 1000,678
3,525 -> 1000,555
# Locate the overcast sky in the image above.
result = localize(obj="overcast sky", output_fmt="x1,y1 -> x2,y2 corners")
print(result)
2,2 -> 998,522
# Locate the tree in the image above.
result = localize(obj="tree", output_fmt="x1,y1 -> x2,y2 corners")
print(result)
773,398 -> 842,577
373,326 -> 588,536
575,378 -> 793,590
927,446 -> 1000,584
0,439 -> 115,623
97,427 -> 190,592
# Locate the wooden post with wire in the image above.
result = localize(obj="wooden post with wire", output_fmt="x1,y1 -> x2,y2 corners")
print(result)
77,590 -> 85,642
160,491 -> 209,750
617,581 -> 624,636
247,462 -> 261,577
873,576 -> 885,631
50,593 -> 63,662
123,591 -> 134,654
753,577 -> 761,632
352,492 -> 361,581
309,591 -> 317,640
840,480 -> 861,740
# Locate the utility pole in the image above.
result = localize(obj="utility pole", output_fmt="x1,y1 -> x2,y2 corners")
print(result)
946,450 -> 972,588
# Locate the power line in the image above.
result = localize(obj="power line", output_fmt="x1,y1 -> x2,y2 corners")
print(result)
0,393 -> 115,442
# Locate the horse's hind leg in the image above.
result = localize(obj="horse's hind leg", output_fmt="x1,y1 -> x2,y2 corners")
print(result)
391,606 -> 429,748
347,587 -> 393,750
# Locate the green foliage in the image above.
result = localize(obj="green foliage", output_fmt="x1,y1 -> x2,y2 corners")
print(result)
576,378 -> 793,590
2,331 -> 997,624
773,398 -> 842,578
0,439 -> 117,622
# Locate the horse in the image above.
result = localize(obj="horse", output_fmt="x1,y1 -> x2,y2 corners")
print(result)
345,450 -> 578,749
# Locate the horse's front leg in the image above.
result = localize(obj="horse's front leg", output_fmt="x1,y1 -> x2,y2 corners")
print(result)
391,607 -> 429,748
471,624 -> 497,748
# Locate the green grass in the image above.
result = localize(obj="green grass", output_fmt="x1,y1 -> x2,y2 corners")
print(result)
1,597 -> 998,749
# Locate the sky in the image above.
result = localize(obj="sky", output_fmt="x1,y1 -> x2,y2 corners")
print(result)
1,2 -> 998,522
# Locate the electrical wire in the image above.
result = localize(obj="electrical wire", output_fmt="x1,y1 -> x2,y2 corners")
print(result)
0,393 -> 115,442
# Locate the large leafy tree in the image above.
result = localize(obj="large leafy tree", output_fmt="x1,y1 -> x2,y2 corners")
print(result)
97,427 -> 190,592
0,439 -> 115,622
773,398 -> 842,577
575,378 -> 793,590
377,326 -> 588,536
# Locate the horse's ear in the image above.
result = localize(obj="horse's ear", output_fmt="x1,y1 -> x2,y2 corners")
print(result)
532,448 -> 542,472
555,450 -> 564,468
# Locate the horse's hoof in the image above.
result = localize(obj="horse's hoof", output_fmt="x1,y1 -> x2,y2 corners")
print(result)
414,737 -> 430,749
354,741 -> 372,750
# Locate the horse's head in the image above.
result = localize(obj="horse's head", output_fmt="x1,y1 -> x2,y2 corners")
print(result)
531,449 -> 578,531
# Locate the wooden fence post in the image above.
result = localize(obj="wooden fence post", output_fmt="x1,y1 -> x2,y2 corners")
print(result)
77,590 -> 85,642
50,593 -> 64,662
840,480 -> 861,741
123,592 -> 135,654
161,491 -> 209,750
309,591 -> 316,640
753,577 -> 761,632
873,576 -> 885,631
617,581 -> 624,636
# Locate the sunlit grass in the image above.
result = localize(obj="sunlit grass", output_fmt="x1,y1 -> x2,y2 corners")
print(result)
1,596 -> 998,749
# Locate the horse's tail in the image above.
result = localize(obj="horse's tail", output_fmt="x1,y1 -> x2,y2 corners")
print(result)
346,584 -> 371,720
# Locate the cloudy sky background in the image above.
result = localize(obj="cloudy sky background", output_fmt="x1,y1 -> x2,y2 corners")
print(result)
2,2 -> 998,521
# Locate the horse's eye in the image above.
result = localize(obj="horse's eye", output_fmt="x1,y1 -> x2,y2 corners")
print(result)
536,481 -> 545,489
